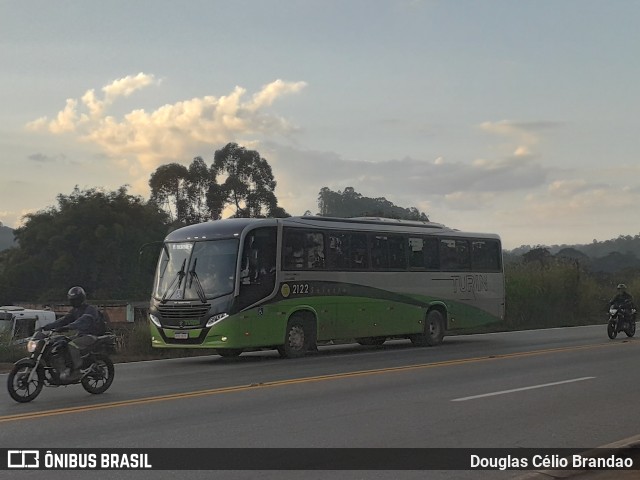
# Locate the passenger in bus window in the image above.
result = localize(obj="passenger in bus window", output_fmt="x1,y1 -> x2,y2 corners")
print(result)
292,246 -> 304,268
352,250 -> 364,267
258,245 -> 276,279
284,234 -> 302,269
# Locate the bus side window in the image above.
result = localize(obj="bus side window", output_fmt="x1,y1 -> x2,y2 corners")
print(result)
283,231 -> 305,270
327,233 -> 344,269
327,232 -> 368,269
424,237 -> 439,270
456,240 -> 471,270
388,235 -> 407,269
440,239 -> 470,271
328,232 -> 349,269
409,237 -> 424,269
306,232 -> 325,269
350,233 -> 368,269
370,235 -> 389,269
283,230 -> 325,270
472,239 -> 501,271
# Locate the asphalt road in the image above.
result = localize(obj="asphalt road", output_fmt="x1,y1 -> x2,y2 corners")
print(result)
1,325 -> 639,480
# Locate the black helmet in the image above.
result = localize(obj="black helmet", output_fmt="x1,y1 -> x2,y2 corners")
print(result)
67,286 -> 86,307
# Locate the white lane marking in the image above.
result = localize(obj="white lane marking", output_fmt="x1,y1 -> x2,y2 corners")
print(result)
452,376 -> 596,402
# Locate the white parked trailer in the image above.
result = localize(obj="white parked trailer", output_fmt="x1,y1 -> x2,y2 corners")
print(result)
0,306 -> 57,343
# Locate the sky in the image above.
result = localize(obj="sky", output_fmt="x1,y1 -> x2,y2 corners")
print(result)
1,0 -> 639,250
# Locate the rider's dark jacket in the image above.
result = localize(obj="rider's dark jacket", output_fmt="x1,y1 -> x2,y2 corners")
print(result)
609,291 -> 635,312
43,304 -> 102,335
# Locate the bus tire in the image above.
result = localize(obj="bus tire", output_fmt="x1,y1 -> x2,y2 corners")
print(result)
278,314 -> 313,359
410,310 -> 445,347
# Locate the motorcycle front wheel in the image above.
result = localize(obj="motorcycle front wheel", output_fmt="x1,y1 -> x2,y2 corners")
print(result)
81,354 -> 114,394
607,321 -> 618,339
7,363 -> 44,403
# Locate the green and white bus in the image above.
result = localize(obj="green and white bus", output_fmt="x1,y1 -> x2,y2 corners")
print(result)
149,216 -> 504,357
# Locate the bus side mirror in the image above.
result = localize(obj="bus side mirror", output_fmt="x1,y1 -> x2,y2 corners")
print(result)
138,241 -> 164,275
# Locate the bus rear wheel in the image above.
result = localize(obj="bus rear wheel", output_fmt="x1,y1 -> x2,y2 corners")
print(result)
410,310 -> 445,347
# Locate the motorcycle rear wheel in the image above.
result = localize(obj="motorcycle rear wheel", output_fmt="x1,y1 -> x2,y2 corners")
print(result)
607,321 -> 617,339
625,321 -> 636,338
7,364 -> 44,403
81,355 -> 114,394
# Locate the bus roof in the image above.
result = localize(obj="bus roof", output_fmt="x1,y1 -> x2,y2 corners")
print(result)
288,215 -> 447,229
284,216 -> 500,240
164,218 -> 277,241
164,216 -> 500,242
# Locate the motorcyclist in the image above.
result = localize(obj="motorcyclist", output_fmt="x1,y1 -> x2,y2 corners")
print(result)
609,284 -> 635,322
42,286 -> 103,382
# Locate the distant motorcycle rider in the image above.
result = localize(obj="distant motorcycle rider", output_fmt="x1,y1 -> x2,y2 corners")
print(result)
42,286 -> 104,382
609,284 -> 635,320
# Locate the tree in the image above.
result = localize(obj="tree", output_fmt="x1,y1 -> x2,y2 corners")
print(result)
522,246 -> 552,268
208,143 -> 289,218
149,158 -> 212,226
149,163 -> 189,224
0,186 -> 168,303
185,157 -> 212,223
317,186 -> 429,220
150,143 -> 289,223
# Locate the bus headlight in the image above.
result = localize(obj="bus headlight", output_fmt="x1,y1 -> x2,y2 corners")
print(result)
149,314 -> 162,328
206,313 -> 229,327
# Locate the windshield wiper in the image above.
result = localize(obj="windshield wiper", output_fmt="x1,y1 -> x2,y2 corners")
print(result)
188,258 -> 208,304
160,259 -> 186,304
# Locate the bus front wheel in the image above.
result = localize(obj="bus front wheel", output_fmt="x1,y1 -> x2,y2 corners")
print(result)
278,315 -> 313,359
410,310 -> 445,347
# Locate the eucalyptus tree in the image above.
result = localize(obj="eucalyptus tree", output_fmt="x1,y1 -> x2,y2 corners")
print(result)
208,143 -> 288,219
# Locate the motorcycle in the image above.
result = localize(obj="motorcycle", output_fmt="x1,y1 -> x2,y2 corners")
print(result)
7,329 -> 116,403
607,304 -> 636,339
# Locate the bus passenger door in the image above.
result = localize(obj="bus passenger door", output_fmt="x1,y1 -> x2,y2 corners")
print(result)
237,227 -> 277,308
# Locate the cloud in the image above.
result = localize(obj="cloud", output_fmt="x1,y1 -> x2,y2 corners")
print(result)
103,72 -> 156,102
50,99 -> 79,134
0,208 -> 38,229
547,179 -> 600,197
262,143 -> 551,216
512,177 -> 639,226
478,119 -> 562,159
28,153 -> 68,163
26,74 -> 308,187
479,120 -> 560,139
248,79 -> 307,110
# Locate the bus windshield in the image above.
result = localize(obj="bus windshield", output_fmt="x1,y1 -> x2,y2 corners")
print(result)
153,239 -> 239,301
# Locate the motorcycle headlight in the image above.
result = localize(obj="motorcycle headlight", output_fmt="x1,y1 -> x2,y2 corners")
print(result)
27,340 -> 42,353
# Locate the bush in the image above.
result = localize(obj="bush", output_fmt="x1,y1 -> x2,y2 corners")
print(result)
0,330 -> 25,363
504,259 -> 631,330
111,321 -> 213,362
